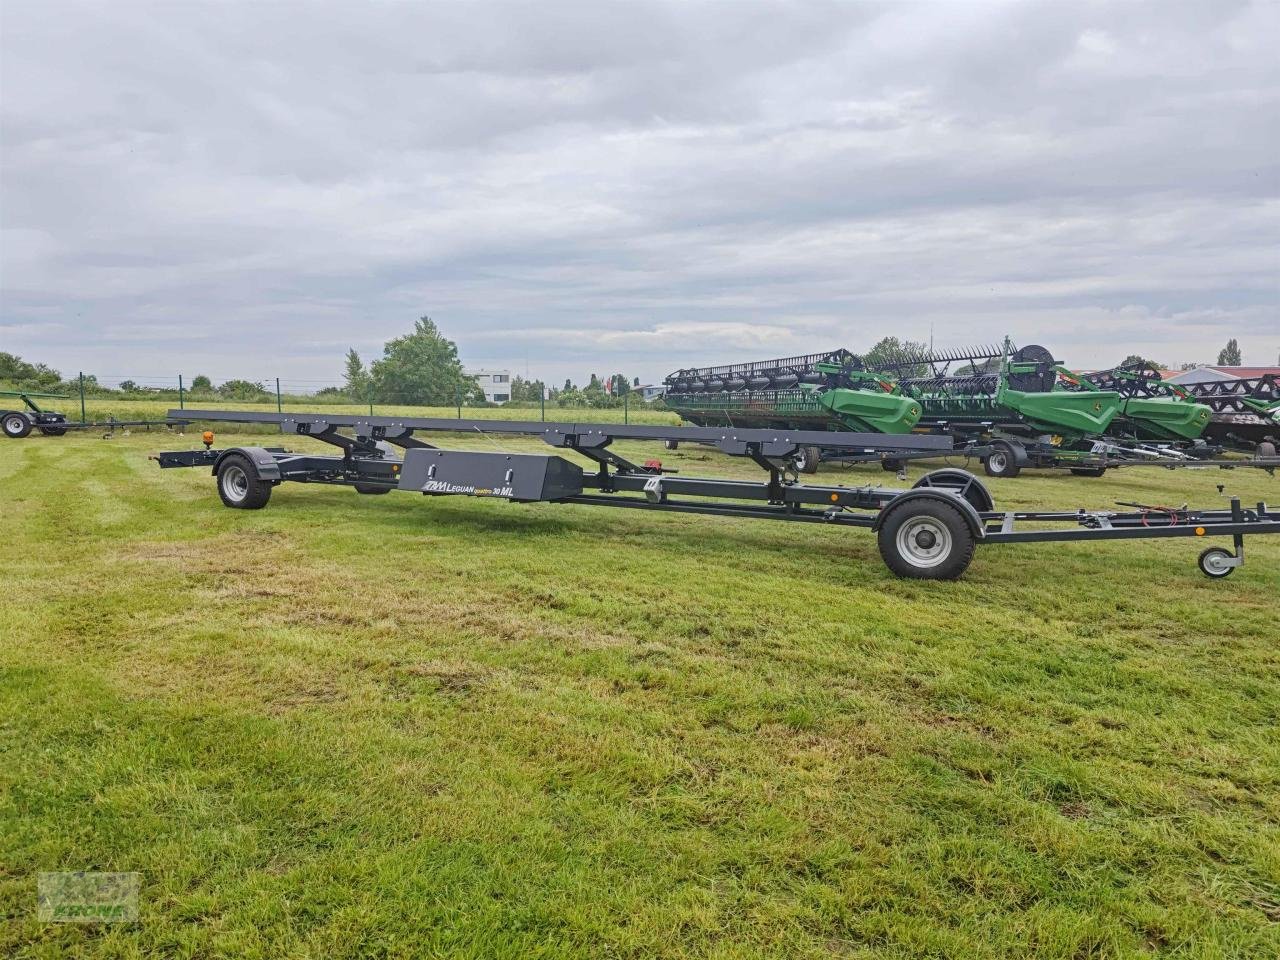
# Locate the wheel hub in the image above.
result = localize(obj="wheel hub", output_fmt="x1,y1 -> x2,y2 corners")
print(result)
896,516 -> 952,568
1203,551 -> 1232,576
222,465 -> 248,501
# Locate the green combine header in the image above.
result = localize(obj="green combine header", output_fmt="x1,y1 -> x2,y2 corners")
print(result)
663,349 -> 921,435
662,342 -> 1273,477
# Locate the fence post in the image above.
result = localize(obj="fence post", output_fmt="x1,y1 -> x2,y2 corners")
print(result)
367,384 -> 373,417
624,391 -> 629,425
79,372 -> 87,424
178,374 -> 184,411
540,388 -> 545,422
276,377 -> 283,432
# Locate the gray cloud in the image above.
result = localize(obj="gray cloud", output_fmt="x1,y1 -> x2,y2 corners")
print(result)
2,0 -> 1277,387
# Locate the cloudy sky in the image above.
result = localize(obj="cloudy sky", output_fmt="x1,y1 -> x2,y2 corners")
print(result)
2,1 -> 1277,389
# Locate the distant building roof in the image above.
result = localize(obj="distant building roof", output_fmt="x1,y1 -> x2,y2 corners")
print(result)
1166,365 -> 1280,384
1207,366 -> 1280,378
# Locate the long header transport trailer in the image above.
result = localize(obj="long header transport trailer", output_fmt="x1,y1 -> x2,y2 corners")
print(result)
1,391 -> 183,438
152,408 -> 1279,581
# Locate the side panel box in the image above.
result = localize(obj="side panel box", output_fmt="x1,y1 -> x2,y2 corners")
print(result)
401,449 -> 583,501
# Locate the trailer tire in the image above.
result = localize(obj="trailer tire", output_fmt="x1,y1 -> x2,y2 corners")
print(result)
983,442 -> 1021,478
354,483 -> 392,495
1070,466 -> 1106,478
794,445 -> 821,474
1196,547 -> 1235,579
877,499 -> 976,580
3,412 -> 32,438
217,453 -> 272,509
664,439 -> 679,451
881,458 -> 904,473
39,427 -> 68,436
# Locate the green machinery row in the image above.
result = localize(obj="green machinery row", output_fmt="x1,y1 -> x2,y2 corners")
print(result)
662,344 -> 1280,477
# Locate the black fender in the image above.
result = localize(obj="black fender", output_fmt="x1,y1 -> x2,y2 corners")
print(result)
872,488 -> 986,540
913,469 -> 995,513
211,447 -> 283,482
992,438 -> 1029,466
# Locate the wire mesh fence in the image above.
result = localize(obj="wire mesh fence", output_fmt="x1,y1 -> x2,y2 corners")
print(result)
5,372 -> 676,427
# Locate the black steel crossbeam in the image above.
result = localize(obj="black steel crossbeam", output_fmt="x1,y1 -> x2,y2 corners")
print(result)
982,520 -> 1276,544
978,500 -> 1275,543
167,408 -> 952,455
563,493 -> 881,527
588,471 -> 898,509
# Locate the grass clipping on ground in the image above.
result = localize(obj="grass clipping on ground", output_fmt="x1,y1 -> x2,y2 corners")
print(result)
2,430 -> 1278,959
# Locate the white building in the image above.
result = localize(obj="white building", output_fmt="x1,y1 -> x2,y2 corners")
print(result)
467,369 -> 514,404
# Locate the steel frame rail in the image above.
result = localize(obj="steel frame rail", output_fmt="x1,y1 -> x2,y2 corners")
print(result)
165,408 -> 951,456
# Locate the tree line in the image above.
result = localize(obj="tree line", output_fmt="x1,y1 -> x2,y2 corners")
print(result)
2,329 -> 1270,405
339,316 -> 647,407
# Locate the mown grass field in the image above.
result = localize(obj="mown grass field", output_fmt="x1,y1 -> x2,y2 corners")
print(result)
2,428 -> 1278,959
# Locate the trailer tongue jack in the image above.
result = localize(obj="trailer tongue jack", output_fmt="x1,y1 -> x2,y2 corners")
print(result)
155,409 -> 1279,581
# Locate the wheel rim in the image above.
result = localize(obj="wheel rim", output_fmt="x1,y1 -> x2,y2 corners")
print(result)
4,416 -> 22,434
221,465 -> 249,502
896,516 -> 953,569
1202,550 -> 1232,576
989,452 -> 1006,472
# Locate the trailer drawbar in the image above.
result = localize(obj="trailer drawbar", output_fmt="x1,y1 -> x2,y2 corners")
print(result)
155,409 -> 1279,581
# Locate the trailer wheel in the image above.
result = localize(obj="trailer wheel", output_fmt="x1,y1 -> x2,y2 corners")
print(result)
1196,547 -> 1235,579
39,427 -> 68,436
664,439 -> 679,451
983,442 -> 1021,478
881,458 -> 904,473
794,445 -> 821,474
3,412 -> 32,438
1070,466 -> 1106,478
216,454 -> 272,509
877,499 -> 976,580
354,483 -> 392,495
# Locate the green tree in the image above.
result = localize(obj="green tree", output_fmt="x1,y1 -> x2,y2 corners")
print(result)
0,352 -> 62,388
559,387 -> 585,407
1217,339 -> 1242,366
343,349 -> 369,397
369,316 -> 478,405
863,337 -> 930,377
510,376 -> 545,402
119,380 -> 139,392
1120,354 -> 1159,370
953,358 -> 1001,377
218,379 -> 270,401
583,374 -> 612,407
190,375 -> 213,393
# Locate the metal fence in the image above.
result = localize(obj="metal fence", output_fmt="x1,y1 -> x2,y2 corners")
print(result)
38,372 -> 670,427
